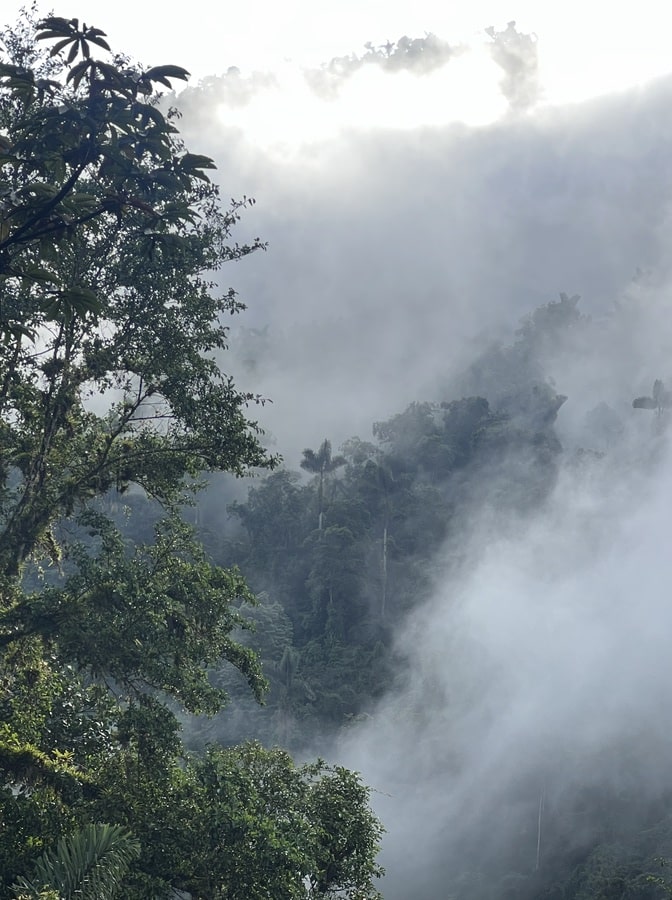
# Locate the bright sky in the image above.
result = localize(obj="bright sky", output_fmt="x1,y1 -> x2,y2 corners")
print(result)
5,1 -> 672,141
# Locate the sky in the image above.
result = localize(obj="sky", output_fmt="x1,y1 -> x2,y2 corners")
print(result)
7,1 -> 672,116
6,2 -> 672,896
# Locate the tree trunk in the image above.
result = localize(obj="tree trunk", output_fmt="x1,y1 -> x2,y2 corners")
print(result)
381,525 -> 388,619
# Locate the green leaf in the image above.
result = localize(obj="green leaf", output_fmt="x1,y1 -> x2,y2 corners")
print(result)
60,192 -> 98,213
35,29 -> 74,42
179,153 -> 217,171
12,823 -> 140,900
24,183 -> 60,200
142,65 -> 191,87
1,322 -> 37,343
41,287 -> 101,322
36,17 -> 78,37
62,286 -> 101,316
84,29 -> 112,53
150,169 -> 183,190
47,37 -> 72,58
66,59 -> 91,90
19,265 -> 58,284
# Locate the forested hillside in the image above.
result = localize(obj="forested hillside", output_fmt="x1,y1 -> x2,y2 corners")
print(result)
189,287 -> 672,899
193,319 -> 567,747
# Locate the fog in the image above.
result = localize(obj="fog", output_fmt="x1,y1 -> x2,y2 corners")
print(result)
175,34 -> 672,897
176,58 -> 672,463
334,431 -> 672,895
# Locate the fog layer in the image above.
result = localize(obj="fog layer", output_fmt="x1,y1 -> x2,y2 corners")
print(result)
177,60 -> 672,462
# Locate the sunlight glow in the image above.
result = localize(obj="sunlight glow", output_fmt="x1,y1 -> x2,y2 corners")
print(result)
215,46 -> 508,154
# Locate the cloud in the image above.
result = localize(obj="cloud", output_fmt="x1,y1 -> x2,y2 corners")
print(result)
175,68 -> 672,463
486,20 -> 539,112
303,33 -> 459,100
336,430 -> 672,895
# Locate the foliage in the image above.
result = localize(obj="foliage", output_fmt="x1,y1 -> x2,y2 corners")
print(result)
0,9 -> 273,580
0,12 -> 384,900
180,742 -> 385,899
73,740 -> 384,899
301,438 -> 346,530
0,9 -> 272,699
7,514 -> 266,714
12,823 -> 140,900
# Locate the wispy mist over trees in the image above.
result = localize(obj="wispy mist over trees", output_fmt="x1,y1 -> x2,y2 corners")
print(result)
156,19 -> 672,896
185,283 -> 672,899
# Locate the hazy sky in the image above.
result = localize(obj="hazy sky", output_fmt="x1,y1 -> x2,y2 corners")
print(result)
6,1 -> 672,109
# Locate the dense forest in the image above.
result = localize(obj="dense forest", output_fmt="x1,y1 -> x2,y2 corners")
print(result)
192,304 -> 572,747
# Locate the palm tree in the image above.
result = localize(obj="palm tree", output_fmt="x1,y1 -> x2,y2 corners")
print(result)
12,823 -> 140,900
300,439 -> 346,531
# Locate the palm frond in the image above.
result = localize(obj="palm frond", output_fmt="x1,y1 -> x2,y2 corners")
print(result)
12,823 -> 140,900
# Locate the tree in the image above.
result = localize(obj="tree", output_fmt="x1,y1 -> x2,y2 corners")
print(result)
0,13 -> 384,897
360,459 -> 396,618
0,10 -> 276,664
180,742 -> 385,899
231,469 -> 310,577
0,9 -> 271,883
0,14 -> 273,582
373,402 -> 442,475
633,378 -> 672,413
301,439 -> 346,530
305,525 -> 363,640
71,740 -> 384,899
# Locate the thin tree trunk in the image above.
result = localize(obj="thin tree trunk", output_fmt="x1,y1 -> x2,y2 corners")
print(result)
381,525 -> 388,619
535,784 -> 545,871
318,470 -> 324,530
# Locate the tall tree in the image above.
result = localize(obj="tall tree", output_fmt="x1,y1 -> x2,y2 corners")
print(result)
361,459 -> 396,618
301,439 -> 346,530
0,14 -> 272,583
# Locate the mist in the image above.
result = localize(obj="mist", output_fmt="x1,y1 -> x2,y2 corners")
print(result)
175,31 -> 672,897
175,54 -> 672,462
334,427 -> 672,895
